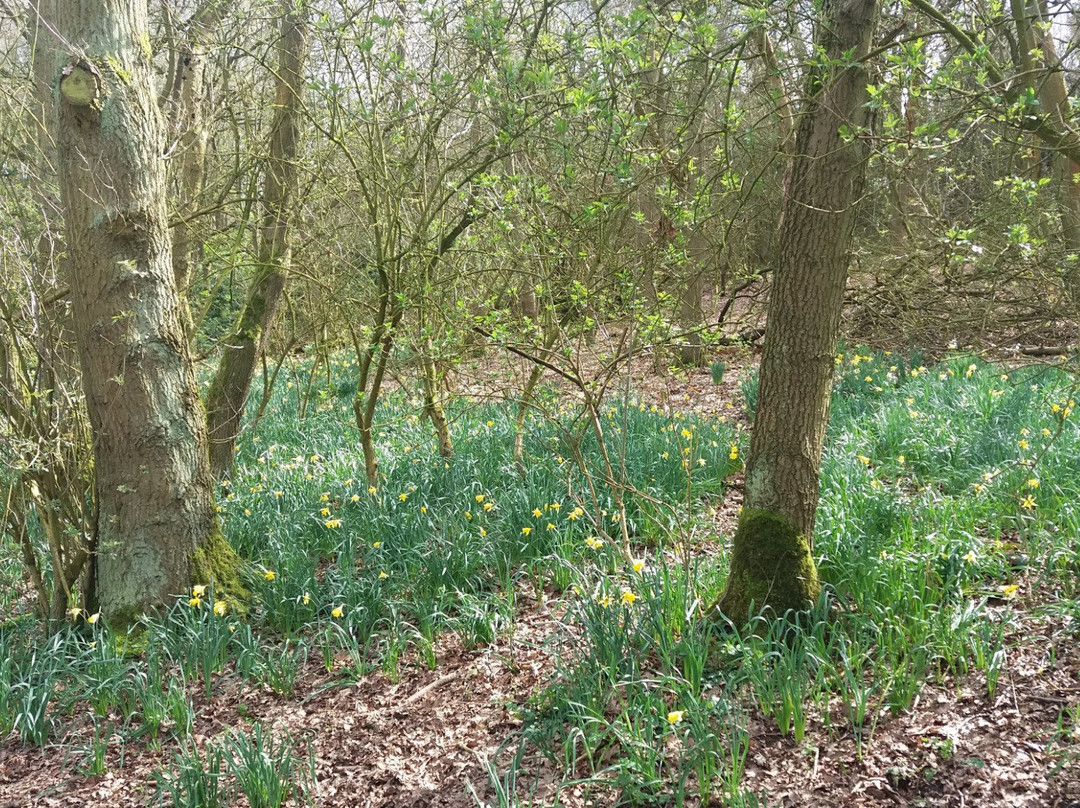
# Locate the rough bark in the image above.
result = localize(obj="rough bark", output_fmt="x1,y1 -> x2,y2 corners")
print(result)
53,0 -> 239,623
714,0 -> 879,622
205,0 -> 308,479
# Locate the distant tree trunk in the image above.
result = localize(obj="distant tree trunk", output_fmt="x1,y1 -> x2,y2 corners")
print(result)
164,2 -> 223,314
1010,0 -> 1080,301
352,263 -> 403,487
53,0 -> 241,623
713,0 -> 879,622
205,0 -> 308,479
419,334 -> 454,458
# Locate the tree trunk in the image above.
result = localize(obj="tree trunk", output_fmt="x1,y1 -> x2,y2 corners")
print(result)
1011,0 -> 1080,302
420,336 -> 454,458
713,0 -> 879,622
205,0 -> 308,480
165,2 -> 223,314
53,0 -> 241,623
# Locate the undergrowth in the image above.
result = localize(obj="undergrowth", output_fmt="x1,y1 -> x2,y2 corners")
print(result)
1,350 -> 1078,806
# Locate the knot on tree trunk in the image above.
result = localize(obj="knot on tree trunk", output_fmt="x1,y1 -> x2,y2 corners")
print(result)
60,61 -> 103,109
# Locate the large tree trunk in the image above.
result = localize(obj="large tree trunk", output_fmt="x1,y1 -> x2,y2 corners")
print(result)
53,0 -> 240,623
205,0 -> 308,480
714,0 -> 879,622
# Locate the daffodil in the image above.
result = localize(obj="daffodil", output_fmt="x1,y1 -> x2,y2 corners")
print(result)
999,584 -> 1019,599
620,589 -> 637,606
963,551 -> 976,563
532,508 -> 543,518
632,559 -> 645,573
67,607 -> 83,619
378,571 -> 388,579
667,710 -> 684,724
368,486 -> 377,494
897,455 -> 905,465
483,501 -> 494,511
86,613 -> 99,624
1027,478 -> 1039,488
398,492 -> 408,502
264,570 -> 276,581
475,494 -> 485,503
325,518 -> 342,528
373,541 -> 382,548
585,536 -> 603,549
1020,495 -> 1036,510
350,494 -> 360,502
189,596 -> 202,608
302,592 -> 311,605
213,600 -> 227,617
192,584 -> 207,597
521,526 -> 532,535
321,507 -> 331,517
331,605 -> 344,618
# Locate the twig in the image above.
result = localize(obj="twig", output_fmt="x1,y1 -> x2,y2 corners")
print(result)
400,668 -> 465,708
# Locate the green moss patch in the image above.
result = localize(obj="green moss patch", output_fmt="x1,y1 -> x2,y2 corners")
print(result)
190,525 -> 250,614
713,508 -> 821,623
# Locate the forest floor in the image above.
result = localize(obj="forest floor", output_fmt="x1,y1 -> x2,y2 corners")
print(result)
4,584 -> 1079,807
2,344 -> 1080,807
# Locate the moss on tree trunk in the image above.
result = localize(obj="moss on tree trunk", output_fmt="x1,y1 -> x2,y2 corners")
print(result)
190,526 -> 249,610
713,509 -> 820,621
